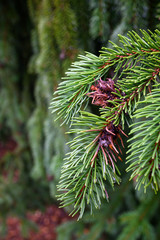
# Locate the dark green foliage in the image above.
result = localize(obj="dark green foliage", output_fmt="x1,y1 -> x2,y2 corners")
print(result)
53,30 -> 160,220
127,84 -> 160,191
1,0 -> 160,239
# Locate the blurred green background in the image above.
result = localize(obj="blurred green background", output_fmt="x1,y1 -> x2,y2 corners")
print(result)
0,0 -> 160,239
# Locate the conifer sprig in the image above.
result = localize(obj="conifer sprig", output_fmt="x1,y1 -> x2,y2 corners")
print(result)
57,112 -> 123,218
51,53 -> 107,124
51,30 -> 160,124
127,84 -> 160,192
52,30 -> 160,218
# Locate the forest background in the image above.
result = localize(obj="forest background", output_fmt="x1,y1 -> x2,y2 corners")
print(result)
0,0 -> 160,239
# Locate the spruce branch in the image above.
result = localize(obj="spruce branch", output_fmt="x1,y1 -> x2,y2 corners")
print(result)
57,112 -> 124,219
127,84 -> 160,192
51,29 -> 160,218
51,30 -> 160,124
50,53 -> 107,124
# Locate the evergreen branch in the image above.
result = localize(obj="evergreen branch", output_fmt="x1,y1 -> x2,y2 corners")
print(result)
50,53 -> 108,124
100,61 -> 160,127
126,84 -> 160,192
101,30 -> 160,60
57,112 -> 125,218
53,29 -> 160,218
51,30 -> 160,125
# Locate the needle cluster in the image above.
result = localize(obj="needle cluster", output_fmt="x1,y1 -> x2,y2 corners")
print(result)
51,30 -> 160,218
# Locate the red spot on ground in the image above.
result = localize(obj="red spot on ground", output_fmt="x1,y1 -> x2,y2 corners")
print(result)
0,138 -> 17,159
2,206 -> 73,240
